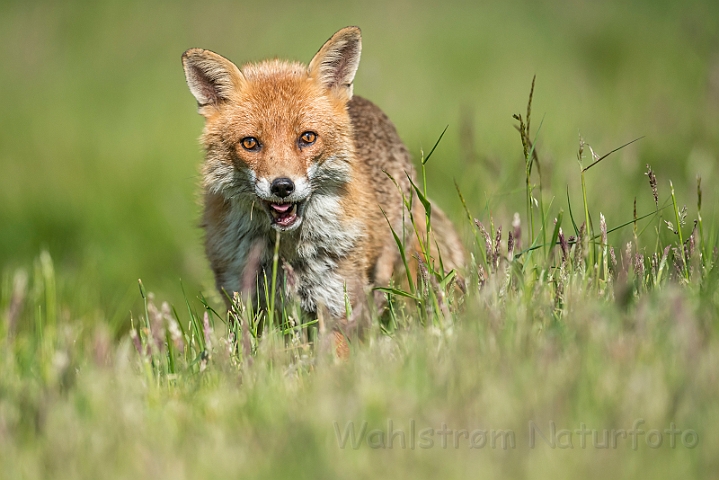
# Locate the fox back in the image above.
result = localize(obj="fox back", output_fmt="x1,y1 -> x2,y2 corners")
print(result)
182,27 -> 464,325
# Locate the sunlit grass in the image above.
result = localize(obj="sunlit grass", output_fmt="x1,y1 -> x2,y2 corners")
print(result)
3,76 -> 719,477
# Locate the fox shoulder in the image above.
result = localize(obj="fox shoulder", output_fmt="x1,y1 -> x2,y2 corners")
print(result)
347,95 -> 415,195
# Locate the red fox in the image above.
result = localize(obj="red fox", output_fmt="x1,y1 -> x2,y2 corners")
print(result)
181,26 -> 464,334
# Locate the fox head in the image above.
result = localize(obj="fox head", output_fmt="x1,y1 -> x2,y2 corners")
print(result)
182,27 -> 362,232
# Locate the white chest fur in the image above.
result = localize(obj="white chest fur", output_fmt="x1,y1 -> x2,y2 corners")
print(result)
210,191 -> 362,318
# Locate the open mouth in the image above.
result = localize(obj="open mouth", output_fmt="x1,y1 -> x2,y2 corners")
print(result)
266,201 -> 301,229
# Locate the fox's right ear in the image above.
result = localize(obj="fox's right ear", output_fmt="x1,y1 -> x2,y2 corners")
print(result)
182,49 -> 244,115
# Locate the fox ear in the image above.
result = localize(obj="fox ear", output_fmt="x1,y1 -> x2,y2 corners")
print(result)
309,26 -> 362,100
182,49 -> 244,113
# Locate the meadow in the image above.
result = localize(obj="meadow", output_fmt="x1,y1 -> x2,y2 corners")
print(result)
1,0 -> 718,478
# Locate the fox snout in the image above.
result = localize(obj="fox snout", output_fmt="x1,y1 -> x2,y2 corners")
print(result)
253,173 -> 313,231
254,173 -> 311,203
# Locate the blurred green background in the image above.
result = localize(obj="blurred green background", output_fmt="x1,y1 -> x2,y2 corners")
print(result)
1,0 -> 717,323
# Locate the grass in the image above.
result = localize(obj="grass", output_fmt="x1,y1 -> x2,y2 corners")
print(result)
2,0 -> 719,478
3,80 -> 719,478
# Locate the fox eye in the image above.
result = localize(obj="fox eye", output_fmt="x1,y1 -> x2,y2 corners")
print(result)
240,137 -> 260,151
299,131 -> 317,147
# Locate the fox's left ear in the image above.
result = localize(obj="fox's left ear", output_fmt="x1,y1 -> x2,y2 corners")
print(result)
309,26 -> 362,101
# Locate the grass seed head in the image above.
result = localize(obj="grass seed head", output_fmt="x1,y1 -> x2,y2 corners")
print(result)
493,226 -> 502,270
474,218 -> 494,270
600,213 -> 607,246
129,328 -> 143,356
574,222 -> 586,264
662,245 -> 671,263
645,164 -> 659,209
165,302 -> 184,351
558,227 -> 569,263
651,253 -> 659,278
609,246 -> 618,272
477,264 -> 487,289
672,247 -> 685,278
634,253 -> 645,283
512,212 -> 522,252
679,205 -> 687,227
147,297 -> 166,354
282,261 -> 297,291
685,221 -> 697,259
507,231 -> 515,260
202,311 -> 212,353
697,176 -> 703,212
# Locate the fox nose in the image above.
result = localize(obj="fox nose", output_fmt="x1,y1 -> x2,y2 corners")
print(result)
270,177 -> 295,198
